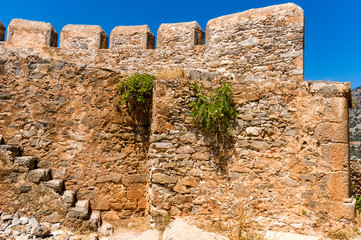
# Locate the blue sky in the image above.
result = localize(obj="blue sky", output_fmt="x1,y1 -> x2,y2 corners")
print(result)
1,0 -> 360,89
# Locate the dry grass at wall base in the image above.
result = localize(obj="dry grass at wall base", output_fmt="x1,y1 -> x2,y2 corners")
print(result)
195,213 -> 264,240
156,68 -> 186,80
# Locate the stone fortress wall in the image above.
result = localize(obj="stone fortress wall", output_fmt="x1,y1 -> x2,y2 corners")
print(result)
0,3 -> 355,234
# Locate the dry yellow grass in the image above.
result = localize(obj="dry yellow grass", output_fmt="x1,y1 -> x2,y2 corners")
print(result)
156,68 -> 186,80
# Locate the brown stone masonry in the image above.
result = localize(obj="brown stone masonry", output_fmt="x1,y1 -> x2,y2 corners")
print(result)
0,2 -> 355,234
0,3 -> 303,81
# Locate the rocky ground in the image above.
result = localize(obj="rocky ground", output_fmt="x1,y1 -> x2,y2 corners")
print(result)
3,211 -> 361,240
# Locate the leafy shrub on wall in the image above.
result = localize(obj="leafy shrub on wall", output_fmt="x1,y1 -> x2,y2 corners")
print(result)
115,73 -> 155,106
189,82 -> 237,135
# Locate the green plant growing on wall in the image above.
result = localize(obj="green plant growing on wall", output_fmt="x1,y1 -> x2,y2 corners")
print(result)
115,73 -> 155,106
189,82 -> 237,135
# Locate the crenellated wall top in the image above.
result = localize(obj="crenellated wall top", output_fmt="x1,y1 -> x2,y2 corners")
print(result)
0,3 -> 304,81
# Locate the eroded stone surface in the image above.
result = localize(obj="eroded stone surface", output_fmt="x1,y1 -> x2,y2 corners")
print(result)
157,21 -> 204,48
60,24 -> 108,50
110,25 -> 154,49
6,19 -> 57,48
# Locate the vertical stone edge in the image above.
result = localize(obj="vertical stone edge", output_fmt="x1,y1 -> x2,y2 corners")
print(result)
0,20 -> 5,41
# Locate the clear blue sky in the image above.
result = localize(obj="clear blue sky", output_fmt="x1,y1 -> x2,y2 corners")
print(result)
1,0 -> 360,89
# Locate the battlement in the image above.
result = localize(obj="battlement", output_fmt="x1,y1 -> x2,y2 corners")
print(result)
0,3 -> 304,81
0,3 -> 355,234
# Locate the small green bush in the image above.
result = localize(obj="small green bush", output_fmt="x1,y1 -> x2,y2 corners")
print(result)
115,73 -> 155,105
189,82 -> 237,134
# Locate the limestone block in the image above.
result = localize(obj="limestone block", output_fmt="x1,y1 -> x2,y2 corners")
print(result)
6,19 -> 57,48
67,200 -> 91,219
0,145 -> 21,156
206,3 -> 303,44
314,122 -> 348,143
13,156 -> 36,171
110,25 -> 154,49
60,25 -> 108,50
26,169 -> 51,183
330,199 -> 356,220
89,211 -> 102,230
152,173 -> 177,184
327,171 -> 350,201
0,21 -> 5,41
324,98 -> 348,122
310,81 -> 351,102
157,21 -> 204,48
43,179 -> 63,193
322,143 -> 349,171
62,190 -> 76,208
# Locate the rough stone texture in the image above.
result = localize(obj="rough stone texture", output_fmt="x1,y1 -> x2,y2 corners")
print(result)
0,3 -> 303,81
43,179 -> 64,193
26,169 -> 50,183
110,25 -> 155,50
67,200 -> 91,219
0,54 -> 149,220
0,21 -> 5,41
5,19 -> 57,48
0,2 -> 354,235
157,21 -> 204,48
149,77 -> 352,234
351,158 -> 361,196
13,156 -> 36,171
60,25 -> 108,50
63,190 -> 76,208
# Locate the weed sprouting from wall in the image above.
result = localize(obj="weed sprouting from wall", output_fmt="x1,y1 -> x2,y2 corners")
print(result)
188,82 -> 237,135
115,73 -> 155,106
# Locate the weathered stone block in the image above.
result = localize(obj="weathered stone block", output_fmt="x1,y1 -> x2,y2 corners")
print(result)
327,171 -> 350,201
322,143 -> 349,171
310,82 -> 351,101
60,24 -> 108,50
314,122 -> 348,143
67,200 -> 91,219
97,173 -> 122,183
157,21 -> 204,48
13,156 -> 35,170
110,25 -> 154,49
92,194 -> 110,210
206,3 -> 303,43
0,21 -> 5,41
62,190 -> 76,208
26,169 -> 50,183
43,179 -> 63,193
330,199 -> 356,220
0,145 -> 21,156
152,173 -> 177,184
122,174 -> 148,186
89,211 -> 102,230
6,19 -> 57,48
324,98 -> 349,122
